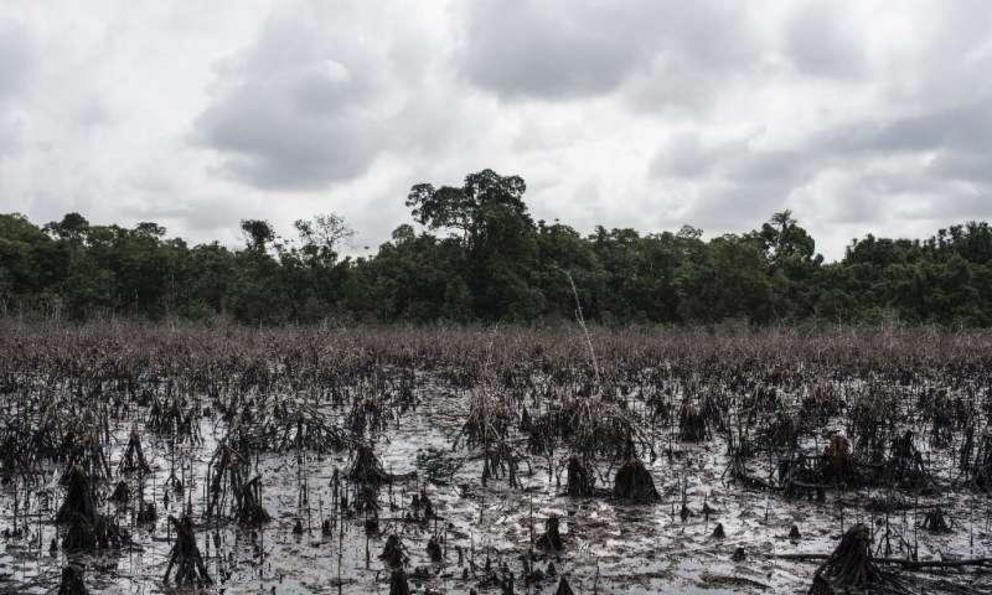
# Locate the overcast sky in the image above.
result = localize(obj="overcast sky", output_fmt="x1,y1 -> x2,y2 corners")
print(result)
1,1 -> 991,259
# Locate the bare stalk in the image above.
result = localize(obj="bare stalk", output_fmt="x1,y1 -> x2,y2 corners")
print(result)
562,269 -> 600,385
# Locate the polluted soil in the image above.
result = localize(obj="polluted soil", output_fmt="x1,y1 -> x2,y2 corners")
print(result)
0,324 -> 991,594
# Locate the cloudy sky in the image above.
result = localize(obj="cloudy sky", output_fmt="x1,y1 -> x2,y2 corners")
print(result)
1,1 -> 991,259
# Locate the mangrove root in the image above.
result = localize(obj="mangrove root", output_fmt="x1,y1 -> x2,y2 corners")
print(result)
613,458 -> 660,503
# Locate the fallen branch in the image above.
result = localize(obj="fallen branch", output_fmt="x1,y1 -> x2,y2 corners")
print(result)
777,553 -> 992,569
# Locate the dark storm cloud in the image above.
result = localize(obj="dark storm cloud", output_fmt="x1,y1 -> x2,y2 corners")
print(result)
0,19 -> 32,101
194,16 -> 389,189
649,134 -> 716,179
650,93 -> 992,234
457,0 -> 757,101
930,151 -> 992,185
652,130 -> 814,218
457,2 -> 643,99
818,102 -> 992,156
0,18 -> 34,156
785,2 -> 865,78
197,88 -> 381,189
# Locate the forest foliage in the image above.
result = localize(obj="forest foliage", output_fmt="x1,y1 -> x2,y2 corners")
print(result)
2,169 -> 991,326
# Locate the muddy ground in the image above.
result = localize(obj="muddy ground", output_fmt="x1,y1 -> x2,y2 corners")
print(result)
2,371 -> 991,594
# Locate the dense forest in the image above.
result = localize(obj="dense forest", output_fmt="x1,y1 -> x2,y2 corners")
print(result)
2,169 -> 991,326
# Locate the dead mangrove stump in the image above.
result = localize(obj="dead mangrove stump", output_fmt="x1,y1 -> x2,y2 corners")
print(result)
57,466 -> 129,552
922,508 -> 952,533
136,500 -> 157,524
427,535 -> 443,563
379,534 -> 409,569
678,403 -> 710,442
57,563 -> 88,595
566,456 -> 595,497
555,575 -> 575,595
389,568 -> 411,595
612,458 -> 660,503
236,476 -> 270,526
118,429 -> 150,476
163,515 -> 212,588
789,525 -> 802,540
349,443 -> 392,487
536,516 -> 564,551
808,524 -> 909,595
62,512 -> 130,552
56,467 -> 96,524
110,480 -> 130,505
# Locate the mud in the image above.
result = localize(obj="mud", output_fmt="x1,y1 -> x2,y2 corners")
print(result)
0,377 -> 989,594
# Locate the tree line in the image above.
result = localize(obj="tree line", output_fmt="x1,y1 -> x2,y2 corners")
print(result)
2,169 -> 991,326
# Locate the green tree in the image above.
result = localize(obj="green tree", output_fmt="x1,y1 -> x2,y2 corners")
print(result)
406,169 -> 529,247
240,219 -> 275,252
406,169 -> 540,320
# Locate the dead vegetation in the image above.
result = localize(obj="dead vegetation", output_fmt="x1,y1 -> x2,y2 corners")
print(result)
0,323 -> 990,592
809,525 -> 910,595
163,515 -> 212,587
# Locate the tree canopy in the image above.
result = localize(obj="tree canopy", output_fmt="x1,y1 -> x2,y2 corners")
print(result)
2,169 -> 991,326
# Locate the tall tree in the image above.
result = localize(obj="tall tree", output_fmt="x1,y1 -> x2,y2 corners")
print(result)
240,219 -> 275,252
406,169 -> 529,246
